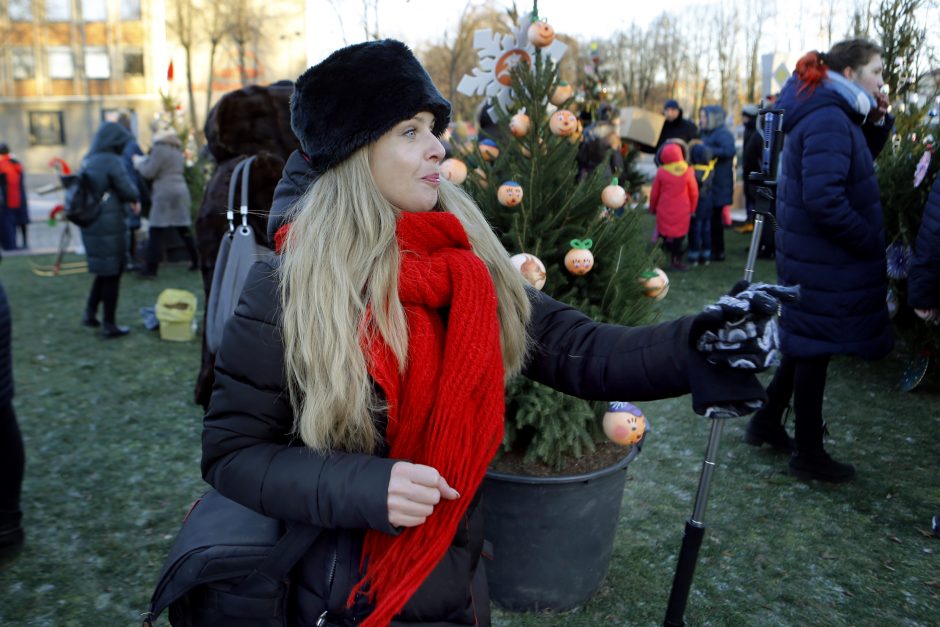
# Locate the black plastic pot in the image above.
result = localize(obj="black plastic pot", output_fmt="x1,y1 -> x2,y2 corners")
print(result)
482,446 -> 639,612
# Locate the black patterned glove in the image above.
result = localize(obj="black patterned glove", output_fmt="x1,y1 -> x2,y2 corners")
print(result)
691,281 -> 800,372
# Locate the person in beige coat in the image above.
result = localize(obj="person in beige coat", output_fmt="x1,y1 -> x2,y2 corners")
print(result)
133,129 -> 198,277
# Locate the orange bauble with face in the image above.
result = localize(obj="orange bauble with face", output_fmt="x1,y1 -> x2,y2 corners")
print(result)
564,239 -> 594,276
509,113 -> 531,137
497,181 -> 524,207
527,20 -> 556,47
440,158 -> 468,184
550,81 -> 573,106
479,139 -> 500,161
549,110 -> 578,137
602,402 -> 647,447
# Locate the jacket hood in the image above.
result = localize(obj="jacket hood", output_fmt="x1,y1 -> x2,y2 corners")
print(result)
89,122 -> 132,155
699,105 -> 727,133
661,143 -> 684,164
268,150 -> 318,242
776,75 -> 865,132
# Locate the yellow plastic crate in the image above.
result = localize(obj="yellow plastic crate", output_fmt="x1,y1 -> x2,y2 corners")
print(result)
155,288 -> 197,342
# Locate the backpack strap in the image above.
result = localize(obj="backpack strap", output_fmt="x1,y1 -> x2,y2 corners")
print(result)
234,523 -> 322,592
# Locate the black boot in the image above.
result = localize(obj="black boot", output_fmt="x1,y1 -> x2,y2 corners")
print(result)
744,408 -> 795,453
102,323 -> 130,339
789,421 -> 855,483
0,510 -> 24,559
81,310 -> 101,328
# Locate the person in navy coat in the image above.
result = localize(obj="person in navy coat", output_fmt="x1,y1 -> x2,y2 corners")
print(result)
907,173 -> 940,536
744,38 -> 894,482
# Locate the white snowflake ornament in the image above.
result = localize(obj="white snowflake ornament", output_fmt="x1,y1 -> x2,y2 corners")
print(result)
456,11 -> 567,119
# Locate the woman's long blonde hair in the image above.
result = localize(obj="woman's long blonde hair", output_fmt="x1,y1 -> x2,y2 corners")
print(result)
279,148 -> 531,454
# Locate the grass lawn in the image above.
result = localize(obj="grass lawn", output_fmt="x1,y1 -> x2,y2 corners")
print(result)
1,223 -> 937,626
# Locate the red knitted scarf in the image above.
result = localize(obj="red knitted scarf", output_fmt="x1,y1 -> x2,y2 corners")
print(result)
353,211 -> 505,625
277,213 -> 506,625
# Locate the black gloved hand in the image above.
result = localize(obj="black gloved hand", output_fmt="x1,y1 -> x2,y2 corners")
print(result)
691,281 -> 800,372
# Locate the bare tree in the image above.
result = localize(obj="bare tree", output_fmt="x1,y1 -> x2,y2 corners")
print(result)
650,13 -> 685,100
361,0 -> 380,40
202,0 -> 228,123
167,0 -> 200,138
609,23 -> 657,108
847,0 -> 874,37
713,0 -> 740,113
229,0 -> 264,87
742,0 -> 774,103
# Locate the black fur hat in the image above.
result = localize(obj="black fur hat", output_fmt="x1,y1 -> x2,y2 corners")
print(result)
290,39 -> 451,174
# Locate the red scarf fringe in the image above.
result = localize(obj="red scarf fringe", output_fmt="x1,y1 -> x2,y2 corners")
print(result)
350,212 -> 505,625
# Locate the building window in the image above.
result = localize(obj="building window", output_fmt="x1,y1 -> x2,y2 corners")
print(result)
120,0 -> 140,20
12,49 -> 36,80
45,0 -> 71,21
84,48 -> 111,79
8,0 -> 33,21
81,0 -> 107,21
47,47 -> 75,79
123,50 -> 144,76
28,111 -> 66,146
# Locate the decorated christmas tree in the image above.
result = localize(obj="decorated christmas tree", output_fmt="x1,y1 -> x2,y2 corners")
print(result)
453,3 -> 662,470
876,108 -> 939,390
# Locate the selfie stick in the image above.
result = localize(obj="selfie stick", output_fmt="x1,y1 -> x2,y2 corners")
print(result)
664,108 -> 785,627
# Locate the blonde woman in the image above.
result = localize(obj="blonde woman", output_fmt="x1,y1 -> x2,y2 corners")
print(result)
202,40 -> 786,627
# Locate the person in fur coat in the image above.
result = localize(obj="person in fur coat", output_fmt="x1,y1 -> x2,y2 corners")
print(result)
200,39 -> 792,627
192,82 -> 298,409
650,142 -> 698,270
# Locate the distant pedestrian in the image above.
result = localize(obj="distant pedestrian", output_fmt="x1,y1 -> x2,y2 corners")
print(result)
649,143 -> 698,270
79,122 -> 141,338
133,129 -> 198,278
736,103 -> 760,233
687,142 -> 715,266
0,143 -> 29,250
698,105 -> 735,261
116,112 -> 151,271
656,99 -> 699,150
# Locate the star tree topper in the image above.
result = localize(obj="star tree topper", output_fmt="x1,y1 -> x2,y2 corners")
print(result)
456,11 -> 567,119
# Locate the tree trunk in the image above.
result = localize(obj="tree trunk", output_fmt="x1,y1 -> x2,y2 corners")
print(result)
205,40 -> 219,126
184,44 -> 201,148
238,42 -> 248,87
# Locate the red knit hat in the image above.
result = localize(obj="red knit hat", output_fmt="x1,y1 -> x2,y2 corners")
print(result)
661,143 -> 683,164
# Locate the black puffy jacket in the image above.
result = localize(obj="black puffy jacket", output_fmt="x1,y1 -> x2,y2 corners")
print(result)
908,174 -> 940,310
202,254 -> 764,625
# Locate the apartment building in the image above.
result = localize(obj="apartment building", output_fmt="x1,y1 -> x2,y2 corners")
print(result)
0,0 -> 170,172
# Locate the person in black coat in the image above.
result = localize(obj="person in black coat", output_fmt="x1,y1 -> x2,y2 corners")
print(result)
744,39 -> 893,482
0,258 -> 24,559
79,122 -> 141,338
202,39 -> 789,626
656,99 -> 699,150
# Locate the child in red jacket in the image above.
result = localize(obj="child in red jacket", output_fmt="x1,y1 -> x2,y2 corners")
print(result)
650,142 -> 698,270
